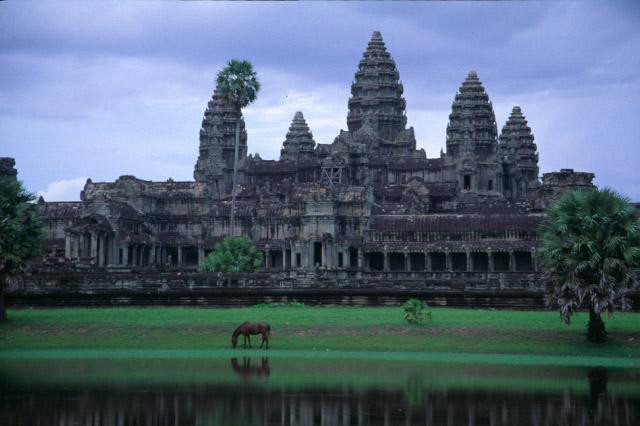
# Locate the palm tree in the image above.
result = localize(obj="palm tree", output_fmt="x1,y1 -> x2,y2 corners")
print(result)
0,176 -> 43,321
216,59 -> 260,236
538,188 -> 640,343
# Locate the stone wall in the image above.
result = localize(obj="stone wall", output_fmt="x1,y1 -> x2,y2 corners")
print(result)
7,271 -> 639,310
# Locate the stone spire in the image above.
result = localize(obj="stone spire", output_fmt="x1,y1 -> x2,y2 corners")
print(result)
446,71 -> 498,156
499,106 -> 539,196
444,71 -> 499,193
194,85 -> 248,195
347,31 -> 407,141
280,111 -> 316,162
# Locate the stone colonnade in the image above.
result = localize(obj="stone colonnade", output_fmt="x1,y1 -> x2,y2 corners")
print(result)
259,241 -> 537,273
65,231 -> 205,268
64,233 -> 537,273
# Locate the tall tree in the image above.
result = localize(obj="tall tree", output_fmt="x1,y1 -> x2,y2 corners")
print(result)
216,59 -> 260,236
198,237 -> 263,273
539,188 -> 640,343
0,177 -> 43,321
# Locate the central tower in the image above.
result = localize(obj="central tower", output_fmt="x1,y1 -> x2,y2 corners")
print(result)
346,31 -> 407,142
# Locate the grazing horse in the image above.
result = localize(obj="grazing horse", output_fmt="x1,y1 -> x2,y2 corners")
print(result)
231,322 -> 271,349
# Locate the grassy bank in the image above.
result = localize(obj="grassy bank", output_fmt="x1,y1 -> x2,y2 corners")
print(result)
1,306 -> 639,362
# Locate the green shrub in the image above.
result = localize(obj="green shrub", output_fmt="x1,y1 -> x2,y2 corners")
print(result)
198,237 -> 263,273
403,298 -> 429,324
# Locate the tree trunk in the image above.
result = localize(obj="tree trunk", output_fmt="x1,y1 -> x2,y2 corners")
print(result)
230,114 -> 241,237
587,306 -> 606,343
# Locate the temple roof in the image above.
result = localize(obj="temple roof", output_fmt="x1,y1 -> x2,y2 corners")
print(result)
499,106 -> 539,177
280,111 -> 316,162
446,70 -> 498,150
499,106 -> 535,147
347,31 -> 407,141
194,84 -> 248,182
39,202 -> 82,219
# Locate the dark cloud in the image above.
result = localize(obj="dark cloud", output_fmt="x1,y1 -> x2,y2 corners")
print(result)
1,2 -> 638,199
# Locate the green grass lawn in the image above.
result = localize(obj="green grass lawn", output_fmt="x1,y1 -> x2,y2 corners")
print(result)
1,306 -> 639,364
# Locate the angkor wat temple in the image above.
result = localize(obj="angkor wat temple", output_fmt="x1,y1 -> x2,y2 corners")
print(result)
11,31 -> 598,292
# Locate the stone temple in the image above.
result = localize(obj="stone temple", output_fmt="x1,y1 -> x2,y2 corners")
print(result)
20,31 -> 598,292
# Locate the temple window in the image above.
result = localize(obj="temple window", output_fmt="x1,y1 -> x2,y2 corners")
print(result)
430,252 -> 446,271
368,252 -> 384,271
389,253 -> 405,271
472,252 -> 489,271
463,175 -> 471,190
493,252 -> 510,272
451,253 -> 467,271
514,251 -> 533,272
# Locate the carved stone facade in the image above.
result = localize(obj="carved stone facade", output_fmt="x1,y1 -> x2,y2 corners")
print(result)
28,31 -> 598,290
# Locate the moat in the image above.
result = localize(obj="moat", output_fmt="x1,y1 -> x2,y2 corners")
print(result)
1,357 -> 638,425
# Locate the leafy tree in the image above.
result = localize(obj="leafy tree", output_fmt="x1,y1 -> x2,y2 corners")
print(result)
0,177 -> 43,321
403,298 -> 430,324
539,188 -> 640,343
198,237 -> 263,273
216,59 -> 260,236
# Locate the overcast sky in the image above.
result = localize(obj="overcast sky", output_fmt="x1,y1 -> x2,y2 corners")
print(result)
1,2 -> 639,201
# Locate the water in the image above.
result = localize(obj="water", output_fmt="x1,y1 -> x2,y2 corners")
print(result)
1,356 -> 639,425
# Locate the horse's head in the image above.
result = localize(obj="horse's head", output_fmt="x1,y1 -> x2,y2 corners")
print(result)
231,333 -> 238,348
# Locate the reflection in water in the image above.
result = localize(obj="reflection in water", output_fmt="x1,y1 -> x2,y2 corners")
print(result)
0,359 -> 638,425
231,357 -> 270,380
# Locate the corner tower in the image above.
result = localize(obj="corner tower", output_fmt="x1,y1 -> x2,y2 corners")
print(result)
499,106 -> 539,199
443,71 -> 500,195
280,111 -> 316,162
347,31 -> 408,142
194,84 -> 248,196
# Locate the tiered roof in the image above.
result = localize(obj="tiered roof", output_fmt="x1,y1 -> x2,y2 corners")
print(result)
193,86 -> 247,182
280,111 -> 316,162
499,106 -> 539,176
446,71 -> 498,156
347,31 -> 407,141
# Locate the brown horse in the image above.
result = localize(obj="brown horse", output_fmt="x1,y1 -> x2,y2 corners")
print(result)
231,322 -> 271,349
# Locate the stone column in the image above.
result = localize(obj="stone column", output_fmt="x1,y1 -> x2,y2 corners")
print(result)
197,243 -> 205,265
65,234 -> 71,259
282,249 -> 287,270
148,246 -> 155,266
531,249 -> 538,272
73,235 -> 80,259
509,251 -> 516,272
357,248 -> 364,270
445,250 -> 452,272
100,234 -> 107,266
177,246 -> 183,266
466,251 -> 472,272
265,249 -> 270,271
383,251 -> 389,272
90,232 -> 98,265
404,252 -> 410,272
488,251 -> 494,272
424,251 -> 431,271
122,245 -> 129,266
290,244 -> 296,269
111,237 -> 118,266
